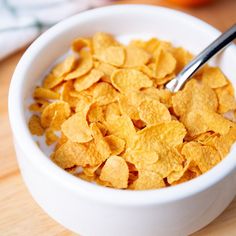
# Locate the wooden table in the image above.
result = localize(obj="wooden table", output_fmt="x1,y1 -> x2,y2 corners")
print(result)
1,0 -> 236,235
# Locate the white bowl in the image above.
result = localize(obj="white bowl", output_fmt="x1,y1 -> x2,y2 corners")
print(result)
9,5 -> 236,236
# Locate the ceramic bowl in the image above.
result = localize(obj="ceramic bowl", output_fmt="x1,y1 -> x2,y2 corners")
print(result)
9,5 -> 236,236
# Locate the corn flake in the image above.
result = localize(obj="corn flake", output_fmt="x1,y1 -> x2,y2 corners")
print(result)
181,109 -> 233,137
95,62 -> 116,83
124,150 -> 159,166
118,95 -> 140,120
53,140 -> 106,168
90,82 -> 119,106
111,69 -> 153,93
43,74 -> 64,89
172,47 -> 193,73
55,133 -> 68,150
34,87 -> 60,100
133,121 -> 186,149
83,164 -> 101,177
100,156 -> 129,189
74,69 -> 104,92
74,95 -> 92,114
167,159 -> 196,184
72,37 -> 92,52
64,50 -> 93,80
153,50 -> 176,79
87,103 -> 105,123
201,67 -> 228,89
130,170 -> 165,190
103,102 -> 121,119
41,101 -> 71,129
104,135 -> 125,155
124,46 -> 150,67
29,99 -> 49,113
127,142 -> 183,178
172,79 -> 218,116
28,115 -> 44,136
196,125 -> 236,158
182,142 -> 221,173
90,122 -> 111,159
138,98 -> 171,125
95,46 -> 125,67
61,81 -> 80,108
105,114 -> 136,148
215,84 -> 236,113
45,128 -> 59,145
93,32 -> 119,55
61,113 -> 92,143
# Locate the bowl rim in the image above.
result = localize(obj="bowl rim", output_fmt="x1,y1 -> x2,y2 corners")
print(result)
8,4 -> 236,206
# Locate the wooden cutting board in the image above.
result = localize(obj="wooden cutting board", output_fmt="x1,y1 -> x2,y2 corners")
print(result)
1,0 -> 236,235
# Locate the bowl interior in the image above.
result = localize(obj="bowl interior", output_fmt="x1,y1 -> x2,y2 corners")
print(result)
22,5 -> 236,106
23,4 -> 236,162
10,5 -> 236,204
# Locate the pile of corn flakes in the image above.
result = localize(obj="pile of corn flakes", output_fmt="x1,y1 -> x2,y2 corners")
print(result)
28,32 -> 236,190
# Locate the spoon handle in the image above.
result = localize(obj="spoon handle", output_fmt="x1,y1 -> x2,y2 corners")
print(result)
165,24 -> 236,92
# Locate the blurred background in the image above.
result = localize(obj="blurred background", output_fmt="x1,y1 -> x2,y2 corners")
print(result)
0,0 -> 236,236
0,0 -> 235,60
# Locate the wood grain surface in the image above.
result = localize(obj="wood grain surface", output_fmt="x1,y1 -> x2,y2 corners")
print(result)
1,0 -> 236,235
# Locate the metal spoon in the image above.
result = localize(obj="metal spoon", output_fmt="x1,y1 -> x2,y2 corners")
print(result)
165,24 -> 236,93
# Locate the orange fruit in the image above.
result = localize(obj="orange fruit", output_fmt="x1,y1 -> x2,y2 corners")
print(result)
168,0 -> 213,7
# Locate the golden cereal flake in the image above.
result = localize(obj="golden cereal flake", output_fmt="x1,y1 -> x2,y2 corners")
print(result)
201,67 -> 228,89
153,49 -> 176,79
118,95 -> 140,120
95,62 -> 116,83
90,82 -> 120,106
104,135 -> 125,155
87,103 -> 105,123
61,81 -> 80,108
124,150 -> 159,166
28,115 -> 44,136
133,121 -> 186,149
74,69 -> 104,92
100,156 -> 129,189
215,84 -> 236,113
29,99 -> 49,113
181,109 -> 234,137
111,69 -> 153,93
103,102 -> 121,120
34,87 -> 60,100
90,122 -> 111,159
83,164 -> 102,178
64,50 -> 93,80
40,101 -> 71,129
126,142 -> 183,178
53,140 -> 107,168
172,79 -> 218,116
95,46 -> 125,67
130,170 -> 165,190
123,46 -> 151,67
167,159 -> 195,184
43,74 -> 64,89
72,37 -> 92,52
45,128 -> 59,145
138,98 -> 171,125
61,113 -> 92,143
172,47 -> 193,73
105,114 -> 136,148
182,142 -> 221,173
74,95 -> 92,114
92,32 -> 120,55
